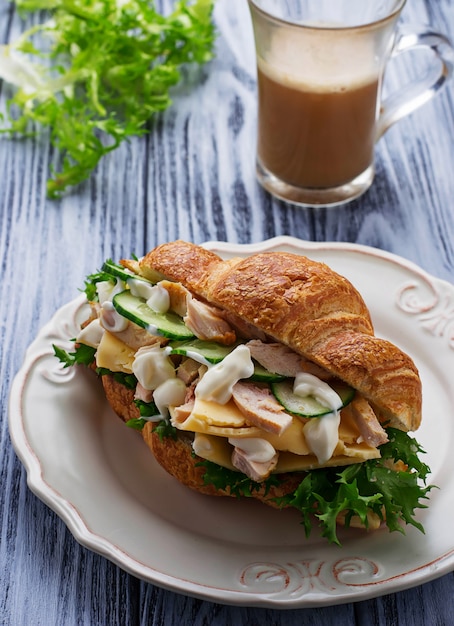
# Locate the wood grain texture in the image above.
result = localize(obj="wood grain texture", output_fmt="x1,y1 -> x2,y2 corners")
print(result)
1,0 -> 454,624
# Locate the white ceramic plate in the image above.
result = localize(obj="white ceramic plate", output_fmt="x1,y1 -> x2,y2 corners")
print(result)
8,236 -> 454,608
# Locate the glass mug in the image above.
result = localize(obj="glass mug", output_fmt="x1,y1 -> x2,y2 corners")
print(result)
247,0 -> 454,207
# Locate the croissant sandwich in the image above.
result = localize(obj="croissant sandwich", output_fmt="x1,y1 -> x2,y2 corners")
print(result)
55,240 -> 433,544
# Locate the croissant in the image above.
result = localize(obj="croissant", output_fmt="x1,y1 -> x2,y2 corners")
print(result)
140,240 -> 421,432
68,240 -> 430,543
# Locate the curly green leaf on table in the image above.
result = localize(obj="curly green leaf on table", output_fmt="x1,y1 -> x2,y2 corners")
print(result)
0,0 -> 216,198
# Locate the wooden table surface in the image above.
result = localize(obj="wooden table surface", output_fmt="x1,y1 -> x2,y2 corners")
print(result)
1,0 -> 454,624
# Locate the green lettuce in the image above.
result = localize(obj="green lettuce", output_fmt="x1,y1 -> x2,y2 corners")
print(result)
0,0 -> 216,197
53,341 -> 96,367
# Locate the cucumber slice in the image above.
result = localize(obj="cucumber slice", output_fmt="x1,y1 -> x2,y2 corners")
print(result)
102,259 -> 152,284
170,339 -> 240,363
250,362 -> 287,382
271,379 -> 355,418
113,290 -> 194,340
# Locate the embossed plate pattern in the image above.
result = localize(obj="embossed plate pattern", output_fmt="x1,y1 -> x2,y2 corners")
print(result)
8,237 -> 454,608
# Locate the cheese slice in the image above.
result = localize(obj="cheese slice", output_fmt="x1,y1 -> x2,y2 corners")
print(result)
96,331 -> 135,373
171,397 -> 262,437
275,446 -> 380,472
188,397 -> 247,427
192,432 -> 236,470
334,440 -> 381,460
260,417 -> 311,455
192,433 -> 380,474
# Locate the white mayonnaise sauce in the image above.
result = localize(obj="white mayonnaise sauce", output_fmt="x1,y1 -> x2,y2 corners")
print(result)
96,278 -> 125,305
132,345 -> 175,390
146,284 -> 170,314
293,372 -> 342,411
195,345 -> 254,404
145,323 -> 160,336
303,411 -> 341,464
153,378 -> 187,418
128,278 -> 171,314
100,301 -> 129,332
182,350 -> 211,367
293,372 -> 343,464
127,277 -> 154,299
192,433 -> 214,458
76,318 -> 105,348
228,437 -> 276,463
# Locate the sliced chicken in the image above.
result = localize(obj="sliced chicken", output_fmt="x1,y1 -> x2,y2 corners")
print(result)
231,446 -> 278,482
114,322 -> 164,350
351,395 -> 389,447
231,381 -> 292,435
184,298 -> 236,345
298,359 -> 332,381
247,339 -> 332,380
180,378 -> 197,406
246,340 -> 304,377
220,311 -> 268,341
177,357 -> 201,385
171,399 -> 195,423
134,382 -> 154,403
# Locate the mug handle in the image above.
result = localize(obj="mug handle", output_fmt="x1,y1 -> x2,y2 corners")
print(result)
376,30 -> 454,140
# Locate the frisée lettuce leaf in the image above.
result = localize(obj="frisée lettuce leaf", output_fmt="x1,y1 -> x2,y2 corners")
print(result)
0,0 -> 216,197
53,341 -> 96,367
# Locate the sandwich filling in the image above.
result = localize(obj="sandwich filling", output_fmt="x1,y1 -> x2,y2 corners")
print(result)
76,263 -> 390,481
